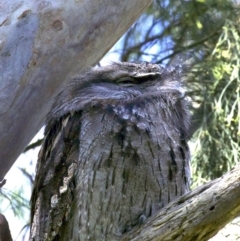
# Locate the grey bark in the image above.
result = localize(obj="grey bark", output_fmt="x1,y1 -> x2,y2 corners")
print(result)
0,0 -> 152,180
0,214 -> 12,241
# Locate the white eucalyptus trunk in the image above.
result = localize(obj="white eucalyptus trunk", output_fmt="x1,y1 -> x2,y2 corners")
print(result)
0,0 -> 152,180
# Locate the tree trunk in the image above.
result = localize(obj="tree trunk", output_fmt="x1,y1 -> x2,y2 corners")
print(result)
0,0 -> 152,180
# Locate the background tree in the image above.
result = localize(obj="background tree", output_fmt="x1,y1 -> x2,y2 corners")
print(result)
1,0 -> 240,240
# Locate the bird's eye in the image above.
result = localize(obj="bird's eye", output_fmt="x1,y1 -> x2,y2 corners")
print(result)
117,77 -> 136,85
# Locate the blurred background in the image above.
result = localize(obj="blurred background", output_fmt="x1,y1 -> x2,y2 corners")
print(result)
1,0 -> 240,239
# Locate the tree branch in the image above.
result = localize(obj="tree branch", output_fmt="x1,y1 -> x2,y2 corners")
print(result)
0,0 -> 152,180
0,214 -> 12,241
121,163 -> 240,241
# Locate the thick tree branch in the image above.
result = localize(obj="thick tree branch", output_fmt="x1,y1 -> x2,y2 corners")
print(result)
0,0 -> 152,180
0,214 -> 12,241
121,163 -> 240,241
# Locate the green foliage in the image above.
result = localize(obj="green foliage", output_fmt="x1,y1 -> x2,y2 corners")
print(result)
191,18 -> 240,187
0,163 -> 35,239
119,0 -> 234,63
0,186 -> 29,219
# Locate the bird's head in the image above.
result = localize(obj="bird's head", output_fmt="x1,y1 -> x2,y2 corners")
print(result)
48,62 -> 187,125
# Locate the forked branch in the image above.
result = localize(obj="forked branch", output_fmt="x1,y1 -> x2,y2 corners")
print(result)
122,163 -> 240,241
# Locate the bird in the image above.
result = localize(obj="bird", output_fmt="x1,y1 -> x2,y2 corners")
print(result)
30,62 -> 191,241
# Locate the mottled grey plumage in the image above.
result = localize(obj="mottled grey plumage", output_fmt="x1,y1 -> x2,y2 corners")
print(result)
30,62 -> 191,241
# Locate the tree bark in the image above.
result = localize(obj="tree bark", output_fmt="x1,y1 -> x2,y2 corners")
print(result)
0,214 -> 12,241
121,163 -> 240,241
0,0 -> 152,180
